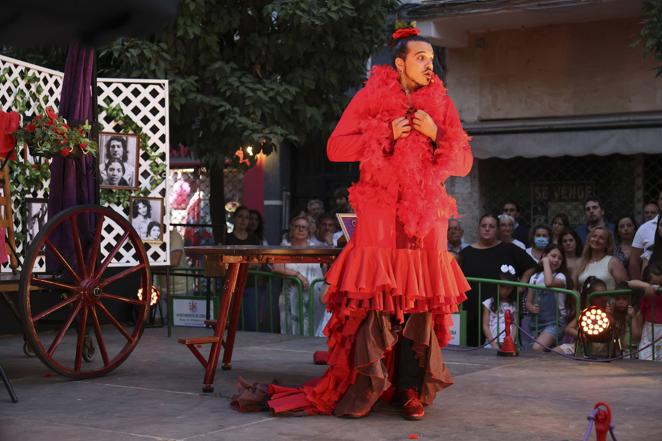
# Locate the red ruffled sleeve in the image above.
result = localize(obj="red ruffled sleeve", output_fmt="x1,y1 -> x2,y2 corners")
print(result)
433,98 -> 473,177
327,89 -> 392,163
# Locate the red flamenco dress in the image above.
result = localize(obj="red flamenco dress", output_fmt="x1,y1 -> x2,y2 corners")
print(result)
267,66 -> 473,416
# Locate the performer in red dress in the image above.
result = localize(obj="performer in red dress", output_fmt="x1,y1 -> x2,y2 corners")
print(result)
260,25 -> 472,420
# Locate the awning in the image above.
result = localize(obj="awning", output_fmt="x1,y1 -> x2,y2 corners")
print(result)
464,112 -> 662,159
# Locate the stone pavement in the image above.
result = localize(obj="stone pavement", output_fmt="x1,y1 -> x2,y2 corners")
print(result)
1,327 -> 661,441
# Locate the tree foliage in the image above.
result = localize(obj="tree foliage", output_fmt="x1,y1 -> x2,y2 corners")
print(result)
640,0 -> 662,77
99,0 -> 399,166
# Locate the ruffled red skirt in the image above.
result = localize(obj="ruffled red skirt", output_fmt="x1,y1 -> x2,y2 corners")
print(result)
266,203 -> 470,416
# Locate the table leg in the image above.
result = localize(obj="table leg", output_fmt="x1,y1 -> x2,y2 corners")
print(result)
202,262 -> 240,393
222,263 -> 249,370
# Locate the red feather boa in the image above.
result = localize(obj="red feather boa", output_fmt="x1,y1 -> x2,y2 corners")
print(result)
348,66 -> 471,239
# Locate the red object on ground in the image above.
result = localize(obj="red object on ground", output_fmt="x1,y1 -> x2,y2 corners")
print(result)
497,309 -> 518,356
313,351 -> 329,365
594,402 -> 612,441
407,434 -> 419,440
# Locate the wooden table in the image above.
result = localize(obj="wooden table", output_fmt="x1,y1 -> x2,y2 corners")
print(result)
180,245 -> 340,392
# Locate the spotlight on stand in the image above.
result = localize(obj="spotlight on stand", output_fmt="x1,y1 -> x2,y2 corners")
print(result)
577,306 -> 619,358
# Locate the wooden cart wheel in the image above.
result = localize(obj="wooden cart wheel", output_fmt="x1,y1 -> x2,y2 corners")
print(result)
19,205 -> 151,379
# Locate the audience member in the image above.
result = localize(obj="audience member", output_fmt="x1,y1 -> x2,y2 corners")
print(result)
497,214 -> 525,249
575,198 -> 615,244
156,228 -> 191,320
459,214 -> 536,346
333,187 -> 351,213
630,190 -> 662,279
225,206 -> 261,245
643,202 -> 659,222
481,264 -> 518,349
248,209 -> 268,245
550,213 -> 571,245
273,215 -> 325,336
503,201 -> 529,245
560,228 -> 583,280
526,224 -> 552,262
306,198 -> 325,220
629,263 -> 662,360
310,213 -> 337,247
647,215 -> 662,268
524,244 -> 570,351
575,226 -> 627,290
447,218 -> 469,254
614,216 -> 637,278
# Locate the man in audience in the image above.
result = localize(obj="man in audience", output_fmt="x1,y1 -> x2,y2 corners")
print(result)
630,190 -> 662,279
306,198 -> 325,221
575,197 -> 614,244
447,219 -> 468,254
643,201 -> 659,222
310,213 -> 337,247
503,201 -> 529,245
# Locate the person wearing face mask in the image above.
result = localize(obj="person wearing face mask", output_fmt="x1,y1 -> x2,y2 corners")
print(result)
525,224 -> 552,263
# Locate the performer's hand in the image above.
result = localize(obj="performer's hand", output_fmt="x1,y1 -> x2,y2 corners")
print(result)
391,117 -> 411,140
412,110 -> 438,141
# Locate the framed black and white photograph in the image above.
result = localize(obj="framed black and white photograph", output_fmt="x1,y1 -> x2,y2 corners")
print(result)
130,196 -> 164,243
25,198 -> 48,244
99,132 -> 140,190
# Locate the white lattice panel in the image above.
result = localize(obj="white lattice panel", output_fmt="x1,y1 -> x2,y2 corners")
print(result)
0,54 -> 169,270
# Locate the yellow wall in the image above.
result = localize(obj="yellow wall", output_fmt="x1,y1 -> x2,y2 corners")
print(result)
446,18 -> 662,122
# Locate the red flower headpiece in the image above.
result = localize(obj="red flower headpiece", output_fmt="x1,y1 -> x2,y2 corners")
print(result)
391,26 -> 420,44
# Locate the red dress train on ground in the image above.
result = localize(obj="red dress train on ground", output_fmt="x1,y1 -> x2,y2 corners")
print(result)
267,66 -> 474,416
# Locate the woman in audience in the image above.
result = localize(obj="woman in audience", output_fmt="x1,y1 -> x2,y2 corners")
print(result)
248,208 -> 268,245
225,206 -> 261,246
525,224 -> 553,262
498,214 -> 525,249
273,215 -> 325,336
575,226 -> 627,290
550,213 -> 571,245
460,214 -> 537,347
614,216 -> 637,278
560,228 -> 583,280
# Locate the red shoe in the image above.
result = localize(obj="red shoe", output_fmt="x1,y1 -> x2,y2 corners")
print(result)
400,389 -> 425,421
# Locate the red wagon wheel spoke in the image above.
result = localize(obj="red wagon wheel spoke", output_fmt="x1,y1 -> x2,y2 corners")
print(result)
32,294 -> 80,322
94,231 -> 130,280
96,302 -> 133,342
44,239 -> 81,283
98,264 -> 146,289
31,276 -> 79,293
69,215 -> 88,278
90,306 -> 110,366
74,305 -> 89,372
87,215 -> 105,276
47,301 -> 83,357
20,205 -> 152,379
99,292 -> 144,306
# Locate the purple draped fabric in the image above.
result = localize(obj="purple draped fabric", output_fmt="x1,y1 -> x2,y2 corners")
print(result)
46,42 -> 98,271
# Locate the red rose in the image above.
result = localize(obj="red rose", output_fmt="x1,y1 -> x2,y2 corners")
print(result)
26,123 -> 36,133
391,27 -> 420,42
79,142 -> 88,150
45,106 -> 57,120
59,148 -> 71,157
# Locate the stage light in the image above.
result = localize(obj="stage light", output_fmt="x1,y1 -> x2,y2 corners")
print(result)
578,306 -> 612,341
137,286 -> 161,306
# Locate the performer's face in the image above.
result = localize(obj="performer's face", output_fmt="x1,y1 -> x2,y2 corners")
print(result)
396,41 -> 434,90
